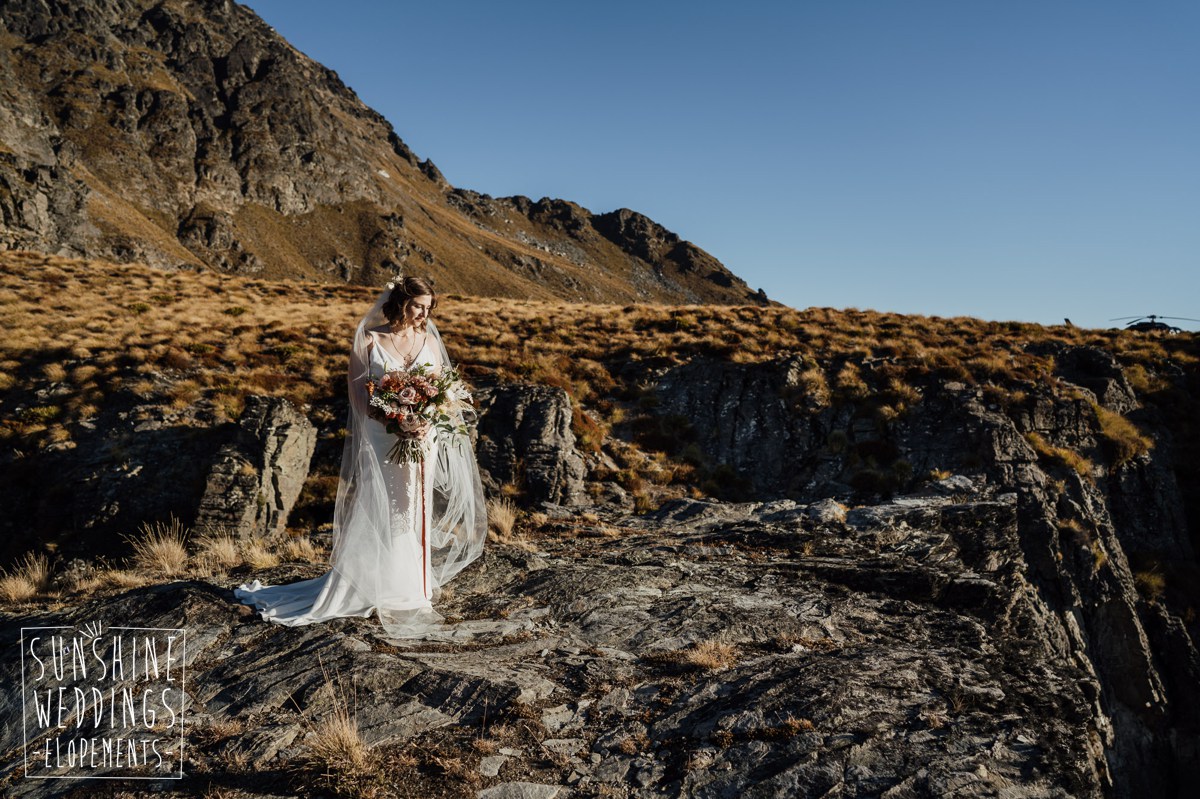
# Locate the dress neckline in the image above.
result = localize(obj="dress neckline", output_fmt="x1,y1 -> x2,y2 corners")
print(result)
373,330 -> 429,372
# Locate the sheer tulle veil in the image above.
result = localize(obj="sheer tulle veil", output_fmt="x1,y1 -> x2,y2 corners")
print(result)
330,287 -> 487,637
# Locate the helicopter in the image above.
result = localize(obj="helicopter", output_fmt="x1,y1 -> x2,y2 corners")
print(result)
1110,315 -> 1200,334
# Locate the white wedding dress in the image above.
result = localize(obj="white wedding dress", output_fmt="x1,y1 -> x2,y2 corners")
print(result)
235,330 -> 444,632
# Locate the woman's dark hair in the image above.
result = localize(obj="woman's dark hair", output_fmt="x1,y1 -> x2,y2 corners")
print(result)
382,276 -> 438,329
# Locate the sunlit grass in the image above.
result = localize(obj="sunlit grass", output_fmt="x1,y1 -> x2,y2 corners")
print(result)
2,249 -> 1198,517
0,552 -> 53,602
126,516 -> 190,577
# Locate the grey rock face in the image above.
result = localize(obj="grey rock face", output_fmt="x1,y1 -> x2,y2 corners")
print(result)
0,489 -> 1114,798
475,383 -> 587,506
650,354 -> 1199,799
0,152 -> 92,254
195,395 -> 315,539
0,394 -> 231,564
1030,342 -> 1140,414
655,354 -> 816,498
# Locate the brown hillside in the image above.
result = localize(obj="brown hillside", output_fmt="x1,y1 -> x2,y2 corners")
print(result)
0,0 -> 769,305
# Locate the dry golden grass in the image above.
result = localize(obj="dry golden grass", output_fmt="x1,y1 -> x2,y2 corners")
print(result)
306,709 -> 372,773
1091,403 -> 1154,467
486,497 -> 536,551
1025,432 -> 1095,479
24,519 -> 335,599
0,552 -> 52,602
683,639 -> 740,671
293,664 -> 387,799
487,497 -> 518,538
126,516 -> 190,577
1135,569 -> 1166,601
471,736 -> 500,754
3,250 -> 1199,518
198,717 -> 248,744
242,539 -> 280,570
780,715 -> 815,734
281,534 -> 323,563
646,639 -> 741,672
70,568 -> 148,593
834,362 -> 870,401
196,531 -> 243,571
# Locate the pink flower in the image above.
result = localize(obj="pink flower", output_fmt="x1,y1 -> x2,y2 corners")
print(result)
398,386 -> 419,404
423,385 -> 437,398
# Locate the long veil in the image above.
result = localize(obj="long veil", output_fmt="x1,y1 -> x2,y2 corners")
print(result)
329,289 -> 487,638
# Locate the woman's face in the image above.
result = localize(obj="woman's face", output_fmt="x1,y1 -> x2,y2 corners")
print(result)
406,294 -> 434,327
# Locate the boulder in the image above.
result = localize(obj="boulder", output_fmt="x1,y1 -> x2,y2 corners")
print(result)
474,383 -> 587,506
195,395 -> 315,539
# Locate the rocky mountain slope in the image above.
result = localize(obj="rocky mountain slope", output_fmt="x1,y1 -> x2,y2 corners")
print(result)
0,0 -> 766,304
1,252 -> 1198,797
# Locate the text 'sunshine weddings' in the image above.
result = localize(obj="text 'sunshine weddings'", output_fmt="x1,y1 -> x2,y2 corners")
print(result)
21,627 -> 186,779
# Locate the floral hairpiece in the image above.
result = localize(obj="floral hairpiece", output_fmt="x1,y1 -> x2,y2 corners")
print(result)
385,272 -> 403,290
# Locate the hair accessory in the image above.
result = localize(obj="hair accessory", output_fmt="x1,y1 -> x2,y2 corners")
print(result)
385,270 -> 404,290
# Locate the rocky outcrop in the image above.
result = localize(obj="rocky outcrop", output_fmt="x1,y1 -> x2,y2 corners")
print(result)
474,383 -> 587,507
195,395 -> 315,539
0,152 -> 91,254
0,486 -> 1116,798
650,346 -> 1200,798
0,377 -> 232,564
0,369 -> 585,563
592,207 -> 742,293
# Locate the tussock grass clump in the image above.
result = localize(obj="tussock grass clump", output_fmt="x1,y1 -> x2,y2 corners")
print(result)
67,568 -> 148,594
833,362 -> 870,401
281,535 -> 322,563
684,639 -> 740,671
486,497 -> 536,551
645,639 -> 741,672
797,366 -> 831,409
293,666 -> 387,799
241,539 -> 279,570
1025,432 -> 1094,478
196,531 -> 243,571
0,552 -> 53,602
1091,402 -> 1153,467
127,516 -> 190,577
487,497 -> 518,539
1057,516 -> 1091,544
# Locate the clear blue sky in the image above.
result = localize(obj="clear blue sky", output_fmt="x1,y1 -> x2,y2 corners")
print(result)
247,1 -> 1199,331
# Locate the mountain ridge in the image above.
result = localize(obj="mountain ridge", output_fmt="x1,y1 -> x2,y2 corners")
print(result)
0,0 -> 768,304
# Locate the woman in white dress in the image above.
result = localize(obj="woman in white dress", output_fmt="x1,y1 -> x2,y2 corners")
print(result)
235,276 -> 487,638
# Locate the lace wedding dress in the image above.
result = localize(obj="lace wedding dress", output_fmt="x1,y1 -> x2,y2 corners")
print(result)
235,301 -> 487,639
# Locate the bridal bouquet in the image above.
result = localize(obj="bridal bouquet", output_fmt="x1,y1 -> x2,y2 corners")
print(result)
364,364 -> 473,463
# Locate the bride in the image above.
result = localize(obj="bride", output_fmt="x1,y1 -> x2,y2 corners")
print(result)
235,275 -> 487,638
